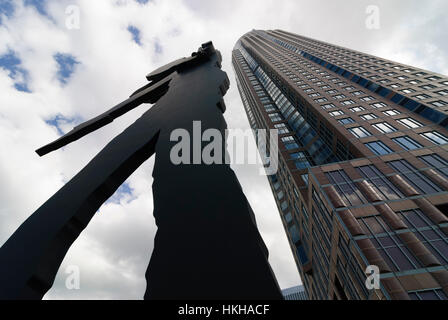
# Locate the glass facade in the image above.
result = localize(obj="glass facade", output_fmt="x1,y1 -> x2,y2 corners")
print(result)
233,29 -> 448,300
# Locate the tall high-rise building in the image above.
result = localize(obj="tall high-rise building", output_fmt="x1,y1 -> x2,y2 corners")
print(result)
232,30 -> 448,300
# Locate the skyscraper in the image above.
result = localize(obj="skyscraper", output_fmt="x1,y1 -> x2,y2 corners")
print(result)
282,285 -> 307,300
232,29 -> 448,300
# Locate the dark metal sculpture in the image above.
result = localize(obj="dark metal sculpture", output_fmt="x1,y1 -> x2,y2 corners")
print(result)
0,42 -> 283,300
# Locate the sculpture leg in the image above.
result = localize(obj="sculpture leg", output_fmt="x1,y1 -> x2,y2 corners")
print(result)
143,55 -> 283,299
0,107 -> 162,299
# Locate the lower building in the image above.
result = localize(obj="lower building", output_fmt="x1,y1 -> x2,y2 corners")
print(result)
282,285 -> 307,300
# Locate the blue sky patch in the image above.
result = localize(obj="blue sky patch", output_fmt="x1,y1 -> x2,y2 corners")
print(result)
24,0 -> 48,17
128,25 -> 142,46
0,0 -> 15,23
0,49 -> 31,92
54,53 -> 79,85
44,114 -> 77,136
107,182 -> 136,204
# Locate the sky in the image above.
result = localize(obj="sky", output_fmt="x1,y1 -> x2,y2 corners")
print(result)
0,0 -> 447,299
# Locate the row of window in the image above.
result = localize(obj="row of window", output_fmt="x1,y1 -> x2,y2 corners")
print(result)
264,32 -> 448,102
347,118 -> 425,137
356,208 -> 448,273
259,32 -> 448,129
326,157 -> 447,207
364,131 -> 448,156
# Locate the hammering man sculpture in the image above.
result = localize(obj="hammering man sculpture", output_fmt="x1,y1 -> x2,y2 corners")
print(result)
0,42 -> 283,300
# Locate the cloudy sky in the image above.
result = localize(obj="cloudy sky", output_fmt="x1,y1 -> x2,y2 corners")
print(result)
0,0 -> 447,299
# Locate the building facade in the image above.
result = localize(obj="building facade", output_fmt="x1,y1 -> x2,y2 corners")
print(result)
232,29 -> 448,300
282,285 -> 307,300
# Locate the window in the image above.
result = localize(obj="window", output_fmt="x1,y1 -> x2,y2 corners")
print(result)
330,110 -> 344,116
341,100 -> 355,105
281,135 -> 294,142
352,91 -> 365,96
392,136 -> 423,150
383,109 -> 401,116
388,159 -> 442,194
365,141 -> 394,155
300,174 -> 309,187
371,102 -> 387,108
281,201 -> 288,211
349,126 -> 372,138
285,143 -> 299,150
349,106 -> 365,113
435,90 -> 448,96
358,215 -> 391,235
372,122 -> 398,134
269,113 -> 283,122
414,72 -> 427,77
360,113 -> 378,121
284,212 -> 293,223
360,96 -> 374,102
426,76 -> 442,81
431,100 -> 448,108
419,154 -> 448,178
290,151 -> 306,160
274,123 -> 290,134
282,136 -> 299,150
419,84 -> 436,90
413,94 -> 431,100
400,88 -> 416,94
408,289 -> 448,301
420,131 -> 448,145
357,165 -> 404,200
322,103 -> 336,110
277,190 -> 284,200
371,234 -> 421,272
264,104 -> 276,112
325,170 -> 367,206
338,117 -> 355,125
260,97 -> 270,104
295,158 -> 311,170
333,94 -> 346,99
397,118 -> 424,129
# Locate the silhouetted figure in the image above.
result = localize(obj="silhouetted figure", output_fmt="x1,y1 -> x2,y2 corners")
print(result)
0,42 -> 283,300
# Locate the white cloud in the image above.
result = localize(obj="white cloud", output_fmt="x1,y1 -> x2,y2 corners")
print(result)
0,0 -> 447,299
